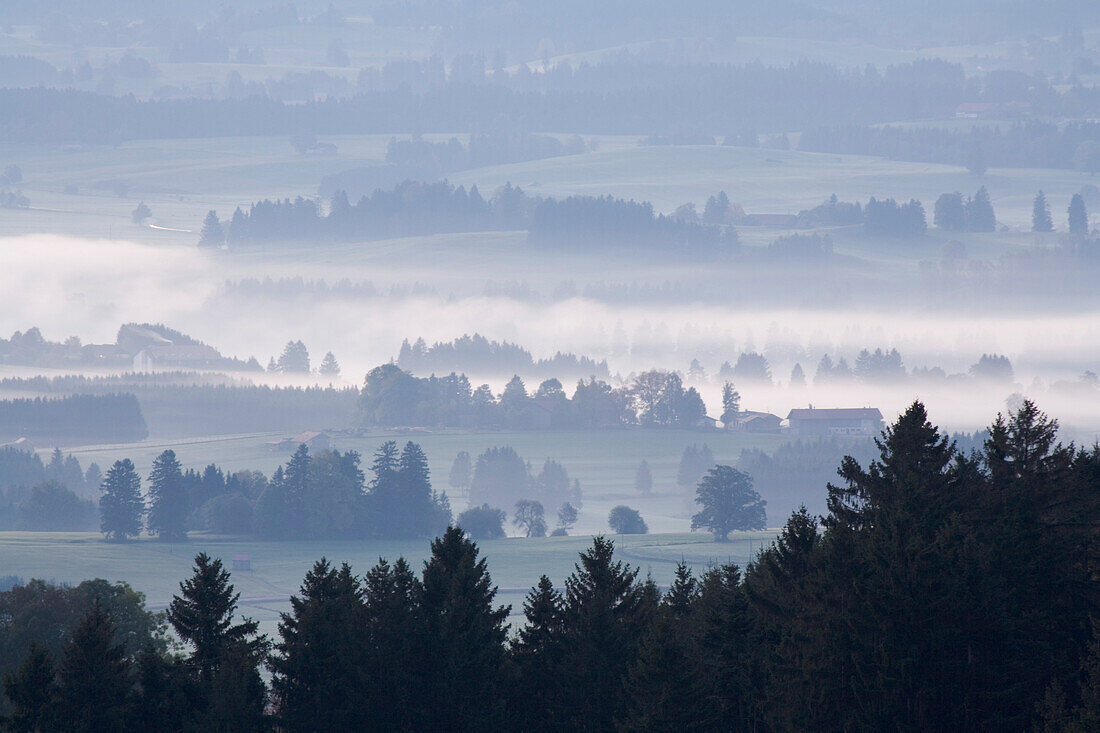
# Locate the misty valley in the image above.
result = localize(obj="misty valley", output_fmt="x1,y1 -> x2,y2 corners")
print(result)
2,1 -> 1100,731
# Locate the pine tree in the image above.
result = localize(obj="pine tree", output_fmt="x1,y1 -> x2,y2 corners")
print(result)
449,450 -> 472,490
147,450 -> 188,541
2,641 -> 56,733
419,526 -> 510,731
198,210 -> 224,247
100,458 -> 144,541
721,381 -> 741,424
1069,193 -> 1089,235
1033,190 -> 1054,232
272,559 -> 366,731
558,536 -> 655,730
361,557 -> 422,729
634,459 -> 653,495
318,351 -> 340,376
789,363 -> 806,388
966,186 -> 996,232
167,553 -> 263,682
55,601 -> 133,733
510,575 -> 565,730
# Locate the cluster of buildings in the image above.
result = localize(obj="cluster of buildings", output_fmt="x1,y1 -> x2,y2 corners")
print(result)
720,407 -> 884,437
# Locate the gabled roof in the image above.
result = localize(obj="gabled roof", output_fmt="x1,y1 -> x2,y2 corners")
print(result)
786,407 -> 883,421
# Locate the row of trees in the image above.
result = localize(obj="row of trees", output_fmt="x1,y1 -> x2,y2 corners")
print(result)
397,334 -> 608,379
800,121 -> 1100,171
1032,190 -> 1092,233
361,364 -> 710,429
97,442 -> 454,542
6,399 -> 1096,729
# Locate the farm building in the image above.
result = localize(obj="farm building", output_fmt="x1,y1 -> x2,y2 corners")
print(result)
266,431 -> 333,452
726,411 -> 782,433
786,407 -> 884,437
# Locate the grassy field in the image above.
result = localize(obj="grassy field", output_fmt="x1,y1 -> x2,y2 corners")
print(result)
62,428 -> 790,534
0,529 -> 778,637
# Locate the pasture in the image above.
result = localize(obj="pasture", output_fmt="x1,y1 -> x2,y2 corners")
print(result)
0,529 -> 779,637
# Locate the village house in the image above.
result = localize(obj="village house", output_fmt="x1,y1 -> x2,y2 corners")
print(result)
786,407 -> 884,437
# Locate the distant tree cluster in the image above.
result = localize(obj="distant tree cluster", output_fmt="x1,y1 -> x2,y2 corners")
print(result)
468,446 -> 581,517
397,334 -> 609,379
800,121 -> 1100,170
6,399 -> 1099,730
864,197 -> 927,237
361,364 -> 712,430
92,441 -> 453,543
933,187 -> 997,232
217,182 -> 737,258
0,374 -> 359,438
384,132 -> 586,175
0,394 -> 147,443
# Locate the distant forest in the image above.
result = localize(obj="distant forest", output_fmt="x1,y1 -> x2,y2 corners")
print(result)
800,121 -> 1100,171
0,374 -> 358,438
397,334 -> 610,379
7,58 -> 1100,143
0,394 -> 147,443
360,364 -> 708,430
214,181 -> 738,257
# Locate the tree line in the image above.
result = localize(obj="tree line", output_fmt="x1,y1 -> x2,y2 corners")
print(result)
3,400 -> 1099,730
204,181 -> 738,258
96,441 -> 453,542
360,364 -> 709,430
800,121 -> 1100,172
0,394 -> 147,443
397,334 -> 609,380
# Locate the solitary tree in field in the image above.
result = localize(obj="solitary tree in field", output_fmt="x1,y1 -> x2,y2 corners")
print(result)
514,500 -> 547,538
147,450 -> 188,541
131,201 -> 152,224
608,505 -> 648,535
100,458 -> 144,541
692,465 -> 767,541
1069,193 -> 1089,235
198,210 -> 224,247
555,502 -> 578,535
1032,190 -> 1054,232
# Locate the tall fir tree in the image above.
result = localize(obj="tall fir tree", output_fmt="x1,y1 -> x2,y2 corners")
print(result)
419,526 -> 510,731
1069,193 -> 1089,235
99,458 -> 144,541
557,536 -> 656,730
147,450 -> 188,541
1,641 -> 56,733
54,601 -> 133,733
1033,190 -> 1054,232
272,559 -> 366,731
167,553 -> 264,682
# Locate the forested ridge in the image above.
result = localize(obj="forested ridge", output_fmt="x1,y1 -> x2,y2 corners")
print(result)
2,400 -> 1099,730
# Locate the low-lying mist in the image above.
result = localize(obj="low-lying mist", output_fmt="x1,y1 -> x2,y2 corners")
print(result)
3,233 -> 1098,435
